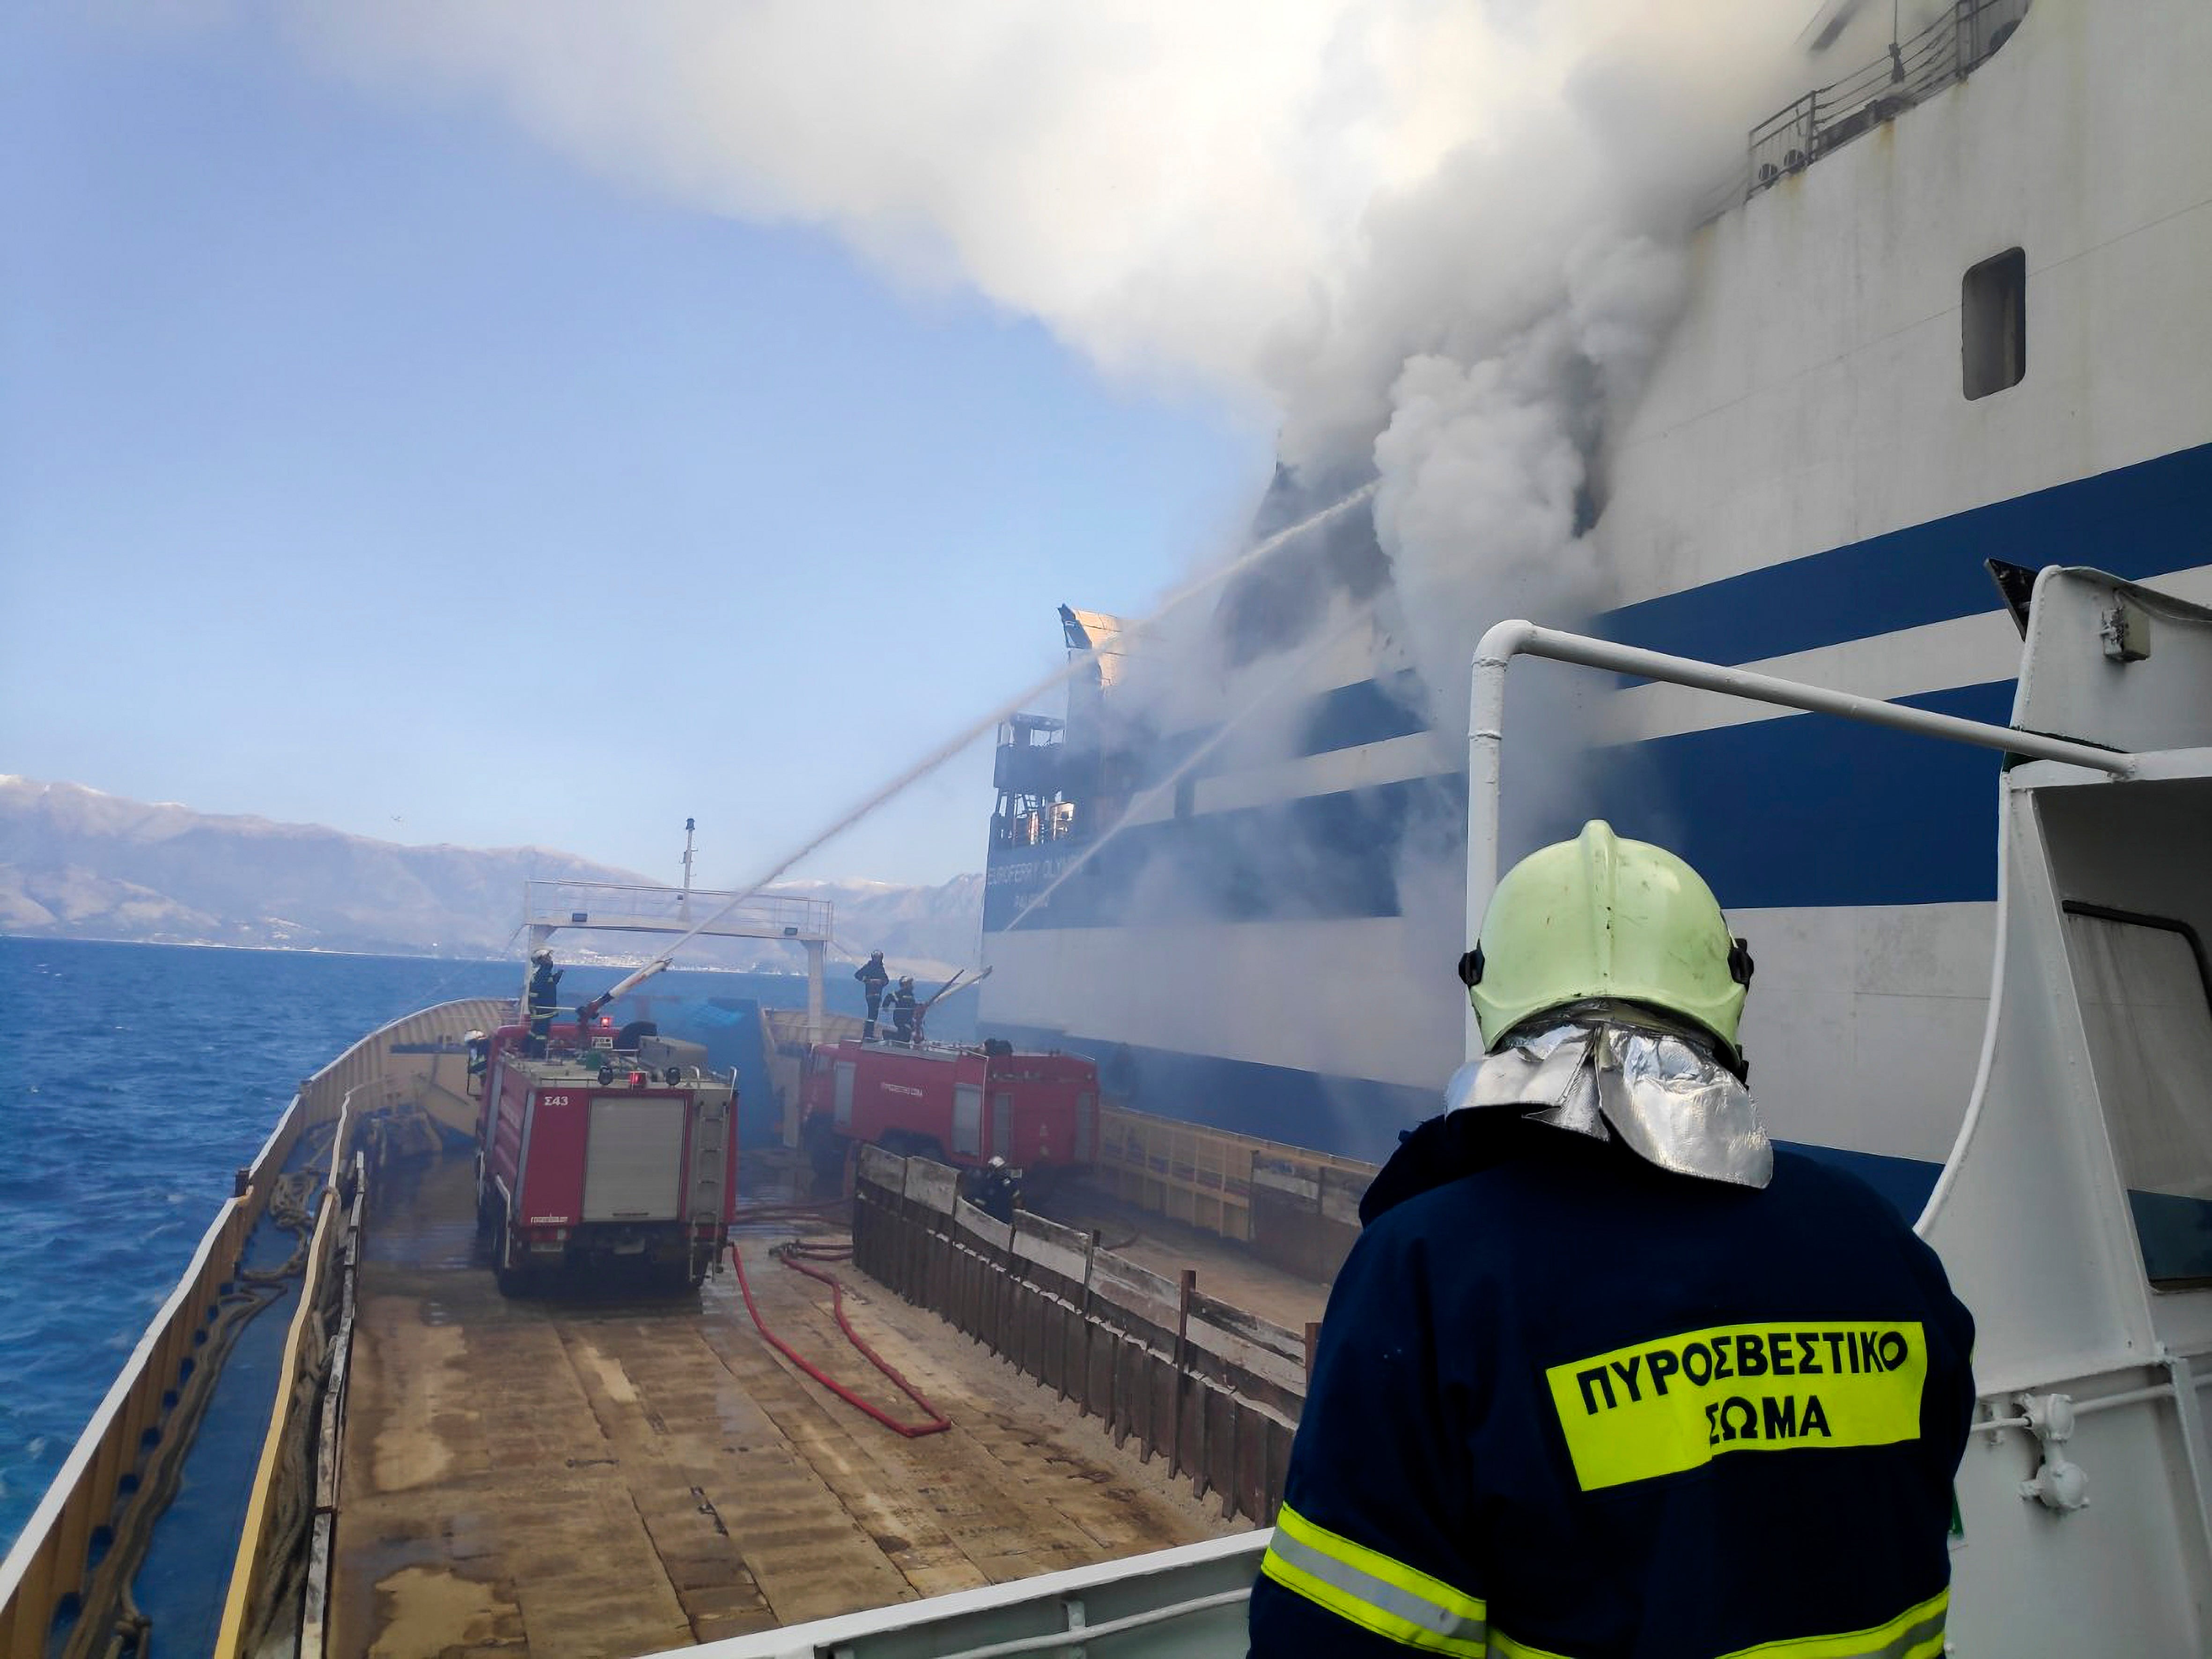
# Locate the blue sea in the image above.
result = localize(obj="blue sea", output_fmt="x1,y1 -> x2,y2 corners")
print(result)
0,935 -> 932,1556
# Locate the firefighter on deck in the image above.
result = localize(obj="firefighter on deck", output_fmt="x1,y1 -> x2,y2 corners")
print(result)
978,1156 -> 1020,1225
525,949 -> 561,1057
1249,821 -> 1975,1659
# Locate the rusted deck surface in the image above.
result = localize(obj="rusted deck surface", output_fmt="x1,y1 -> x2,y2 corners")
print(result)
329,1157 -> 1230,1659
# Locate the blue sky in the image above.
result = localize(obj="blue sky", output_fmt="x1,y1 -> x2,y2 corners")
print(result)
0,5 -> 1274,887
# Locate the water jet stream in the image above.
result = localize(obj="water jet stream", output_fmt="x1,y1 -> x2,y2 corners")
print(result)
609,482 -> 1382,985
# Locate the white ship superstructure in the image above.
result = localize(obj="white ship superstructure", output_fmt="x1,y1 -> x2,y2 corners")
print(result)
981,0 -> 2212,1207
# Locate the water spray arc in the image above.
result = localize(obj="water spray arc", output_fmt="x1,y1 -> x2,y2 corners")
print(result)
597,483 -> 1384,992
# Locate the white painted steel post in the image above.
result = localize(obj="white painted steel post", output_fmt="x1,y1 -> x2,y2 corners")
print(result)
804,938 -> 826,1045
1467,621 -> 1537,1062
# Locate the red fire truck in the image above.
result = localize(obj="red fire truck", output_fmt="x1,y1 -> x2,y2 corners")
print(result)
798,1038 -> 1099,1194
471,1021 -> 739,1295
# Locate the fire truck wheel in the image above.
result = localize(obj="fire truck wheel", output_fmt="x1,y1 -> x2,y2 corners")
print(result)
488,1193 -> 530,1297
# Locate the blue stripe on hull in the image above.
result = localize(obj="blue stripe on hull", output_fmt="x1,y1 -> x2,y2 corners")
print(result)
1531,679 -> 2018,908
1297,672 -> 1427,756
989,1020 -> 1944,1219
1599,441 -> 2212,666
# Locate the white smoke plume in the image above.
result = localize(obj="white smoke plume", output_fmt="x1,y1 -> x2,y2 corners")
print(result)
279,5 -> 1801,565
244,0 -> 1817,1124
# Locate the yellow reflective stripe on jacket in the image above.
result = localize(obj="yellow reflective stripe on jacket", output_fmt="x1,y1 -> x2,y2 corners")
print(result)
1481,1591 -> 1950,1659
1260,1503 -> 1488,1654
1714,1589 -> 1949,1659
1261,1499 -> 1943,1659
1490,1631 -> 1576,1658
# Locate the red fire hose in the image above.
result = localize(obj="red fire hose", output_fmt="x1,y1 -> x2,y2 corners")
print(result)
779,1238 -> 855,1263
727,1241 -> 951,1438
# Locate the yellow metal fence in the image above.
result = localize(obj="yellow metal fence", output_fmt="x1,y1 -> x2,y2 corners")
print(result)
213,997 -> 506,1658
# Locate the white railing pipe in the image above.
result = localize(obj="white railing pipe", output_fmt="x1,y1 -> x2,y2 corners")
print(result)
1465,619 -> 2136,977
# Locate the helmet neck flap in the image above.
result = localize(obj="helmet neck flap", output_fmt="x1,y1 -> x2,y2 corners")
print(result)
1444,1003 -> 1771,1189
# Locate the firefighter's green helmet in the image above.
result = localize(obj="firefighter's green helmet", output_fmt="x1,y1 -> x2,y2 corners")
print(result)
1462,820 -> 1751,1060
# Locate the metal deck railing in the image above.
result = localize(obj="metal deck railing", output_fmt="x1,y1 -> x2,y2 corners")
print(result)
524,879 -> 833,942
1701,0 -> 2034,217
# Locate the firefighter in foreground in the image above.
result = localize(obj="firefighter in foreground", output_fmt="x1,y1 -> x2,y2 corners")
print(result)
1250,821 -> 1975,1659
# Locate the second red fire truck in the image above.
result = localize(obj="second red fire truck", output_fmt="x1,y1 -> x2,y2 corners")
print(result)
798,1036 -> 1099,1194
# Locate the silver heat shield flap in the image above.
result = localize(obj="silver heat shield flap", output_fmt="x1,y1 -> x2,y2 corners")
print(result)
1443,1018 -> 1772,1189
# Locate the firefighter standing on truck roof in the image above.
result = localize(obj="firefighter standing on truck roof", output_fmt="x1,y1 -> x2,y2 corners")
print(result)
857,950 -> 889,1039
890,976 -> 917,1043
525,948 -> 561,1058
1249,820 -> 1976,1659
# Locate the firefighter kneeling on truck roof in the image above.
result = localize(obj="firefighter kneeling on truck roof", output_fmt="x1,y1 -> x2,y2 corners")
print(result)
1249,821 -> 1975,1659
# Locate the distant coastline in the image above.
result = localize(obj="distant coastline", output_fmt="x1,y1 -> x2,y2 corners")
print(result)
1,776 -> 983,975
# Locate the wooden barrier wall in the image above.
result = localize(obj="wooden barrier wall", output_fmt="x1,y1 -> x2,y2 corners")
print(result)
852,1148 -> 1305,1524
1089,1106 -> 1377,1284
0,998 -> 507,1659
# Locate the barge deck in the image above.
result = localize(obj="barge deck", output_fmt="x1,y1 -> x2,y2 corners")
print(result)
330,1154 -> 1231,1658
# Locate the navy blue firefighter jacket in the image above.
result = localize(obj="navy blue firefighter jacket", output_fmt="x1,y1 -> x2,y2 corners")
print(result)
1248,1111 -> 1975,1659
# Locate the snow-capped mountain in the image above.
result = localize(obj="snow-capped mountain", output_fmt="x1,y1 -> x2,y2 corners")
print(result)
0,777 -> 981,972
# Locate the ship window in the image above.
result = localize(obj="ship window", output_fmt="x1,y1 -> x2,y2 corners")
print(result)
1962,248 -> 2026,399
2061,905 -> 2212,1287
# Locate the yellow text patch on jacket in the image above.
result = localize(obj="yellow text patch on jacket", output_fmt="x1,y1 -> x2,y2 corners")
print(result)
1545,1321 -> 1926,1491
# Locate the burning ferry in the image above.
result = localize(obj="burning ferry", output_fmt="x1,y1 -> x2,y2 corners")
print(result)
979,0 -> 2212,1218
7,0 -> 2212,1654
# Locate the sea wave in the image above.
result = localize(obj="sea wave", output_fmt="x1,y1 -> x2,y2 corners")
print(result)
0,937 -> 518,1553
